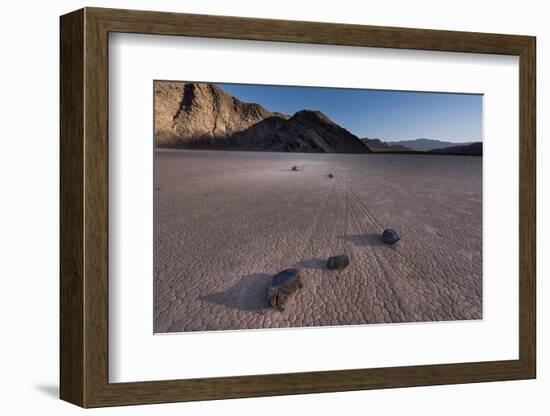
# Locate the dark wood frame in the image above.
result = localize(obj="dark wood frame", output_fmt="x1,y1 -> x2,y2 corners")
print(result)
60,7 -> 536,408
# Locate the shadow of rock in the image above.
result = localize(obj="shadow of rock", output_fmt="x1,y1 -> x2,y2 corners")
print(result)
338,233 -> 385,247
293,258 -> 327,270
200,273 -> 272,313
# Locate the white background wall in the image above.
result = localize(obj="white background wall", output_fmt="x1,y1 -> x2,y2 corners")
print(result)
0,0 -> 546,414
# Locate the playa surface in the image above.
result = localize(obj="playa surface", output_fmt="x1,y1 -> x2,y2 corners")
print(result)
154,149 -> 482,332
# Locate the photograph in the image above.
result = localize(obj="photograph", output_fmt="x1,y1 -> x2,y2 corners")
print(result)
153,80 -> 483,333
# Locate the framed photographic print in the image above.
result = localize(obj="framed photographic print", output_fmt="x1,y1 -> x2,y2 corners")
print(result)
60,7 -> 536,408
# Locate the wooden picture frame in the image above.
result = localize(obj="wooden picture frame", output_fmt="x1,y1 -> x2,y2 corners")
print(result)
60,7 -> 536,408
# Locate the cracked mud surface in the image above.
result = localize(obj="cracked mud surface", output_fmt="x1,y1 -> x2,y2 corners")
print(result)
154,149 -> 482,333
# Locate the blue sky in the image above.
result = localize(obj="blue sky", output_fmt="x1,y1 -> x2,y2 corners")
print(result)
218,83 -> 482,143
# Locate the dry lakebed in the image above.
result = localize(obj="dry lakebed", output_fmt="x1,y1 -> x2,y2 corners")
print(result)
154,149 -> 482,333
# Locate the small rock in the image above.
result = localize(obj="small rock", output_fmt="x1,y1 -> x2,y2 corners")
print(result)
267,268 -> 304,311
328,173 -> 334,178
382,229 -> 400,244
291,165 -> 302,171
327,255 -> 349,270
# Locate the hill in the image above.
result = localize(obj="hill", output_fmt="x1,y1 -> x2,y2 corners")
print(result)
430,142 -> 482,156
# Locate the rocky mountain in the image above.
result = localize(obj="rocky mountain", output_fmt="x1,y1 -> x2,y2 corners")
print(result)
361,138 -> 410,152
387,138 -> 475,152
154,82 -> 369,153
430,142 -> 482,156
226,110 -> 369,153
155,82 -> 278,147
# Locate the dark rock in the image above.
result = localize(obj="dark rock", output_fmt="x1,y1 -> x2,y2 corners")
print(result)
327,255 -> 350,270
328,173 -> 334,178
382,229 -> 400,244
267,268 -> 304,311
291,165 -> 302,171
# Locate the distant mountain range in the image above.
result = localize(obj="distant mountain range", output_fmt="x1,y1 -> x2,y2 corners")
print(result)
384,138 -> 476,152
361,138 -> 410,152
429,142 -> 482,156
155,82 -> 368,154
155,82 -> 481,155
362,138 -> 481,155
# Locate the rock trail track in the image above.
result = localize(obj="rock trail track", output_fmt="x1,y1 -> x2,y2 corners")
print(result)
154,149 -> 482,333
